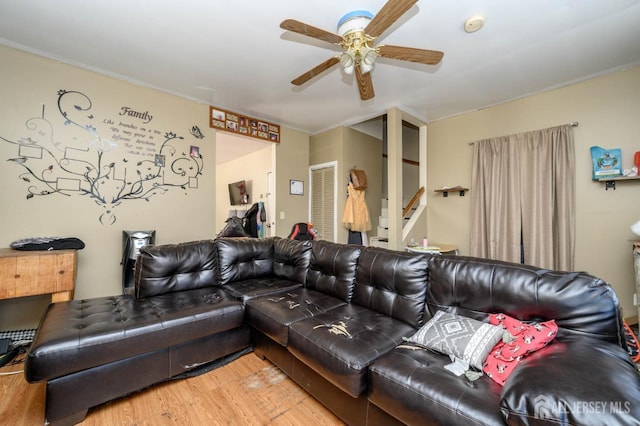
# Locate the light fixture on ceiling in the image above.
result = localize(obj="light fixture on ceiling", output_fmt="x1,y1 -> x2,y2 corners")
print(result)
337,10 -> 377,75
464,15 -> 485,33
340,50 -> 356,74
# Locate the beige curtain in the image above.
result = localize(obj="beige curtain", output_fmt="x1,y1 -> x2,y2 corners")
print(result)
470,125 -> 575,270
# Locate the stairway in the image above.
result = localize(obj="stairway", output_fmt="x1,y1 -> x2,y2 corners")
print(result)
370,199 -> 389,248
370,198 -> 417,249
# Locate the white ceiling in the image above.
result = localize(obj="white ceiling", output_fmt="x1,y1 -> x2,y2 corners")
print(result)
2,0 -> 640,162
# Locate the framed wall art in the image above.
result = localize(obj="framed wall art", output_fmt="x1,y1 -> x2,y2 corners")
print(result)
289,179 -> 304,195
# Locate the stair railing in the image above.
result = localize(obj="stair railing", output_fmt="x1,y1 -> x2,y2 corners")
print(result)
402,186 -> 425,218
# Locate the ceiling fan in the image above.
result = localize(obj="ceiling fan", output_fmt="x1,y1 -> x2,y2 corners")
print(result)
280,0 -> 444,101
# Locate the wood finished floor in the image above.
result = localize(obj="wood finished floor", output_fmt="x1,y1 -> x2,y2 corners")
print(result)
0,352 -> 345,425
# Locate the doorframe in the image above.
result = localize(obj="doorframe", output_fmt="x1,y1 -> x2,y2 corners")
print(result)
309,161 -> 338,242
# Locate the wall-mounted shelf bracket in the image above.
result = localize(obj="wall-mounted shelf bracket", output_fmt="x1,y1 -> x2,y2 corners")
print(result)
435,186 -> 469,197
597,175 -> 640,191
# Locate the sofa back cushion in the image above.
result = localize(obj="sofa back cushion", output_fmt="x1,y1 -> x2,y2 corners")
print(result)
273,238 -> 312,284
427,256 -> 626,346
306,240 -> 361,302
134,240 -> 217,299
216,237 -> 274,285
352,247 -> 429,328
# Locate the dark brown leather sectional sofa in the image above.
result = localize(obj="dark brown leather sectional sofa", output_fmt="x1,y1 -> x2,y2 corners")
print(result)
25,237 -> 640,425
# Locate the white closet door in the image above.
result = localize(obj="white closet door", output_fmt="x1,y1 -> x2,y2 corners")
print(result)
310,163 -> 336,242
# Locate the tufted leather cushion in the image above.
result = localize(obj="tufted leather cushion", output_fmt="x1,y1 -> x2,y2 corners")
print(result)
352,247 -> 428,328
246,288 -> 346,346
306,241 -> 361,302
216,237 -> 274,285
25,288 -> 245,383
369,345 -> 505,426
288,304 -> 416,398
221,276 -> 302,303
427,256 -> 626,346
273,238 -> 312,284
134,240 -> 217,299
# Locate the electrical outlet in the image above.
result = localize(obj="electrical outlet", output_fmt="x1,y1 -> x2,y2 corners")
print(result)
634,293 -> 638,307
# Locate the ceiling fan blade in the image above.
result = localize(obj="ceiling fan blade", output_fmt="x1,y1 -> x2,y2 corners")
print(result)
355,65 -> 375,100
291,56 -> 340,86
280,19 -> 343,45
377,45 -> 444,65
365,0 -> 418,38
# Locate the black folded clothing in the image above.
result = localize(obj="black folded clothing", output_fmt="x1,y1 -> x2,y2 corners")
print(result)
10,237 -> 85,251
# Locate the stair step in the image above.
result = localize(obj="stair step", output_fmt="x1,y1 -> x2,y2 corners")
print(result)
370,237 -> 388,249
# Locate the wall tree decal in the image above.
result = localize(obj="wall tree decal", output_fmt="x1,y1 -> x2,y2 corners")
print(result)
1,89 -> 204,224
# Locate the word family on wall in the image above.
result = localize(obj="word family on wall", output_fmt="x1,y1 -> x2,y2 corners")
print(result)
108,106 -> 156,152
1,89 -> 205,224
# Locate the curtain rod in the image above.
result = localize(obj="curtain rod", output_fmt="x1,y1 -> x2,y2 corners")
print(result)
468,122 -> 579,145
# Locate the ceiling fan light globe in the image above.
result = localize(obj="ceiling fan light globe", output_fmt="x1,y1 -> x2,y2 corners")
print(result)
360,60 -> 374,74
362,48 -> 377,65
340,52 -> 354,67
343,64 -> 355,75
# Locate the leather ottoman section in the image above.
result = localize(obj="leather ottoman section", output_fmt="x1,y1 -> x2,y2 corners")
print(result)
221,276 -> 303,303
369,346 -> 504,426
287,304 -> 416,398
25,287 -> 244,383
246,288 -> 346,346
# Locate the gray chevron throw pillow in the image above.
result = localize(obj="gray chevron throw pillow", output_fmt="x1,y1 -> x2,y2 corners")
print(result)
404,310 -> 504,370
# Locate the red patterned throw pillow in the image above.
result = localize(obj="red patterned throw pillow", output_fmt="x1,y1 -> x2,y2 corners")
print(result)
483,313 -> 558,386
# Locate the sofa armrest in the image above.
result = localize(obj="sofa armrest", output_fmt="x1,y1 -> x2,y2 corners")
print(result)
500,336 -> 640,425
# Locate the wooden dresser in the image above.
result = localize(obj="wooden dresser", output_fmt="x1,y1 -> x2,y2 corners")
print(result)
0,248 -> 77,303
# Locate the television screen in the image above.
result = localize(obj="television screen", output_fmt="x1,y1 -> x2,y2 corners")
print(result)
228,180 -> 249,205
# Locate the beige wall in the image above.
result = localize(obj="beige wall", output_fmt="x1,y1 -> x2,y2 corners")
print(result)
427,65 -> 640,321
0,45 -> 217,328
310,127 -> 382,244
215,145 -> 274,234
4,43 -> 637,329
0,45 -> 309,330
275,127 -> 310,238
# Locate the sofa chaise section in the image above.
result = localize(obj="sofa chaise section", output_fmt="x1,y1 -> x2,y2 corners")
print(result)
24,240 -> 250,426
